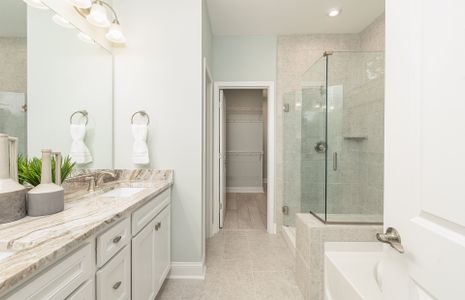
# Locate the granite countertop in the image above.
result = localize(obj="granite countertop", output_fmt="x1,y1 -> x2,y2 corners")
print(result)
0,169 -> 173,296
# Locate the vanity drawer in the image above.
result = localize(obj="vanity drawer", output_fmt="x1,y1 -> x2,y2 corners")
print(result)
132,188 -> 170,236
66,279 -> 94,300
5,244 -> 93,300
96,246 -> 131,300
96,217 -> 131,268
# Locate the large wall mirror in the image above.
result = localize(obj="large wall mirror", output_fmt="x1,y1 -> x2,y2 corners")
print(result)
0,0 -> 113,168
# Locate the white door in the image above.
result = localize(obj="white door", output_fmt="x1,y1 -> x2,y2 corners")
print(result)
219,90 -> 227,228
383,0 -> 465,299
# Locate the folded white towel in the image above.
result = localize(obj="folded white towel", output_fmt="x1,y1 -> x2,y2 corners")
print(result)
132,124 -> 149,165
69,124 -> 93,164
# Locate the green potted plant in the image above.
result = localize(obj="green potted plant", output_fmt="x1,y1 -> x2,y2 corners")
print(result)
18,155 -> 75,187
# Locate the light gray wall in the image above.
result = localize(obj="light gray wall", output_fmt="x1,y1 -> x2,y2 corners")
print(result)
213,36 -> 277,81
113,0 -> 203,264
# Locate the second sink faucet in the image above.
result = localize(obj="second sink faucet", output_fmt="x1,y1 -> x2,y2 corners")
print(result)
95,171 -> 117,187
86,171 -> 117,192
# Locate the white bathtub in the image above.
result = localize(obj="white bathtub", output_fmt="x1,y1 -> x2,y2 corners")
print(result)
324,242 -> 383,300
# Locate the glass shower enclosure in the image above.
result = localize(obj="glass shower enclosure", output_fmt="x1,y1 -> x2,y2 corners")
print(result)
284,50 -> 384,225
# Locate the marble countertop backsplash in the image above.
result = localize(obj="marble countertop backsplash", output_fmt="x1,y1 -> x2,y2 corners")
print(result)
0,169 -> 173,296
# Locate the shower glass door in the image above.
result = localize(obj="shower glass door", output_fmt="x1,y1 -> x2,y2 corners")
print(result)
301,56 -> 327,221
326,51 -> 384,223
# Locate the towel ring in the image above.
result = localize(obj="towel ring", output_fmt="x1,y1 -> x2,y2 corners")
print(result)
131,110 -> 150,125
70,110 -> 88,125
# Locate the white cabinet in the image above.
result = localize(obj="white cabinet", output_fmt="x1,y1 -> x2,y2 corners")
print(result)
132,217 -> 157,300
4,189 -> 171,300
5,244 -> 93,300
154,204 -> 171,291
96,246 -> 131,300
132,204 -> 171,300
66,280 -> 94,300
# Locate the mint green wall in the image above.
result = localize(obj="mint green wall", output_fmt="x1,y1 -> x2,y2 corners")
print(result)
213,36 -> 277,81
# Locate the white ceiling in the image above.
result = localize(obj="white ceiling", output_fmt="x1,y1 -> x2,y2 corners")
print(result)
206,0 -> 385,35
0,0 -> 27,37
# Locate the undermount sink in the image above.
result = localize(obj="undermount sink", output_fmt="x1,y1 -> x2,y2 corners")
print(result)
102,187 -> 147,198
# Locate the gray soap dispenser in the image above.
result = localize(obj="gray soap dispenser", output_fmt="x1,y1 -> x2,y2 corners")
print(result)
27,149 -> 64,216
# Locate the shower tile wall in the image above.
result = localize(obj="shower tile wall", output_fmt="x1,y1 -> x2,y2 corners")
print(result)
278,13 -> 385,227
0,37 -> 27,155
0,37 -> 27,92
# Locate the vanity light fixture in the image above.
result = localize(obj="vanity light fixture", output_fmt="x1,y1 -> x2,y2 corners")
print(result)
87,1 -> 110,27
328,8 -> 341,17
68,0 -> 92,9
22,0 -> 49,10
105,20 -> 126,44
52,14 -> 74,29
73,0 -> 126,44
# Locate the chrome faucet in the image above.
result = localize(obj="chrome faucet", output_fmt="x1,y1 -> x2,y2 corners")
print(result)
95,171 -> 117,187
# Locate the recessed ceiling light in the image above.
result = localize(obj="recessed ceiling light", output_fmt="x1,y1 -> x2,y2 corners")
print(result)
328,8 -> 341,17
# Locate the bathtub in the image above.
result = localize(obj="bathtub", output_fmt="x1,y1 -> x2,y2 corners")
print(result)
324,242 -> 383,300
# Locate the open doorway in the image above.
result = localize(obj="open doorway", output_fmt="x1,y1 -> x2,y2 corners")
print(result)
210,81 -> 275,236
221,89 -> 267,231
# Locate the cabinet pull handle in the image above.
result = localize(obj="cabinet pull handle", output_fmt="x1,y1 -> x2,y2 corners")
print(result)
113,281 -> 122,290
155,222 -> 161,231
113,235 -> 122,243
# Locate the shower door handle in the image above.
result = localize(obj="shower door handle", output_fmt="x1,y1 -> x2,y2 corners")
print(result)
333,152 -> 337,171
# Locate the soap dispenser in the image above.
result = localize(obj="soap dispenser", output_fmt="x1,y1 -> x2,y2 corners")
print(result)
27,149 -> 64,216
0,133 -> 26,223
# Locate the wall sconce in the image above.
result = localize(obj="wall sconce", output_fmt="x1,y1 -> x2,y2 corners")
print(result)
73,0 -> 126,44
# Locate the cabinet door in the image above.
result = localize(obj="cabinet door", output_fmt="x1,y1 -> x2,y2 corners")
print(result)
154,205 -> 171,294
132,219 -> 157,300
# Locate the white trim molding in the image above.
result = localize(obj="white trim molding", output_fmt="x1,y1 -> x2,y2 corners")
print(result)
213,81 -> 276,235
168,262 -> 206,280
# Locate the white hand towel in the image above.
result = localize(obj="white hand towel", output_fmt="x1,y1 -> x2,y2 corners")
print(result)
132,124 -> 149,164
69,124 -> 93,164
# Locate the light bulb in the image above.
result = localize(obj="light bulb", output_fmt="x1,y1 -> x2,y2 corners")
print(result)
87,1 -> 110,28
105,21 -> 126,44
77,32 -> 96,45
328,8 -> 341,17
52,14 -> 74,29
68,0 -> 92,9
23,0 -> 48,10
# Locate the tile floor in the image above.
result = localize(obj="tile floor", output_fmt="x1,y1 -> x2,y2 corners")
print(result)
223,193 -> 267,231
156,194 -> 303,300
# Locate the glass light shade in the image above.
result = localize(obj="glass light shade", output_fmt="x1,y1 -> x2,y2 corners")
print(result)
105,22 -> 126,44
23,0 -> 49,10
68,0 -> 92,9
86,2 -> 110,28
77,32 -> 95,45
52,14 -> 74,29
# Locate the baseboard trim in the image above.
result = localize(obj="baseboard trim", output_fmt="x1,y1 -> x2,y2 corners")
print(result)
226,187 -> 264,193
168,262 -> 206,280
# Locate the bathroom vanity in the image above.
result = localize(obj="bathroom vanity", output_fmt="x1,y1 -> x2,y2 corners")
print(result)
0,169 -> 173,300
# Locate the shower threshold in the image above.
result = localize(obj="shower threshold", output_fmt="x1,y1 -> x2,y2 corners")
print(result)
310,211 -> 383,225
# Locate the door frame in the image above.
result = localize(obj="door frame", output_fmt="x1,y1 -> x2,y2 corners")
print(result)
202,58 -> 214,253
212,81 -> 276,235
